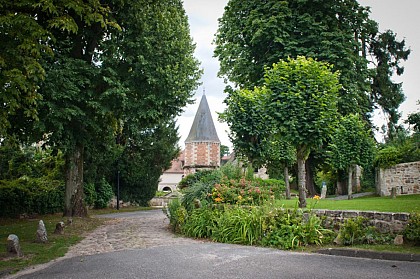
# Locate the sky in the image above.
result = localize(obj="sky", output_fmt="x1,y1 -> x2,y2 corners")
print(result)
177,0 -> 420,150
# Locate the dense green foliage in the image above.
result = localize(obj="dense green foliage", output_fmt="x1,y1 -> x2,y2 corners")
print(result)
336,217 -> 392,245
118,121 -> 181,206
329,114 -> 376,171
0,143 -> 115,216
0,0 -> 116,136
328,114 -> 376,198
215,0 -> 410,129
179,164 -> 284,211
0,178 -> 64,217
1,0 -> 201,216
167,201 -> 333,249
222,57 -> 340,207
215,0 -> 410,196
404,213 -> 420,246
375,131 -> 420,169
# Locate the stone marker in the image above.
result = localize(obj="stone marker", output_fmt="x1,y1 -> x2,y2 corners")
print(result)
394,235 -> 404,245
36,220 -> 48,243
54,221 -> 65,235
7,234 -> 23,257
67,218 -> 73,226
390,187 -> 397,199
321,184 -> 327,199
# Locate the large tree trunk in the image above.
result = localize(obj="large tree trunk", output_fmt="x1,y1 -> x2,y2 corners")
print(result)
64,144 -> 87,217
347,165 -> 354,200
284,166 -> 291,200
297,156 -> 307,208
305,158 -> 316,197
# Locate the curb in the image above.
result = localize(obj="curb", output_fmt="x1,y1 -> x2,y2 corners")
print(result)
316,248 -> 420,262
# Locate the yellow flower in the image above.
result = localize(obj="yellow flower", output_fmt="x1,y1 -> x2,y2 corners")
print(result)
214,197 -> 223,203
313,195 -> 320,200
237,195 -> 243,200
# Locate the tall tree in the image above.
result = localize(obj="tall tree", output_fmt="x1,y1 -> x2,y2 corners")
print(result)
214,0 -> 410,127
3,0 -> 201,216
264,57 -> 340,207
0,0 -> 116,138
328,114 -> 376,199
222,57 -> 340,207
118,120 -> 181,206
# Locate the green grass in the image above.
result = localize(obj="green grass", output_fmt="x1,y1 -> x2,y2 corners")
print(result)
0,206 -> 155,276
0,214 -> 104,276
276,194 -> 420,213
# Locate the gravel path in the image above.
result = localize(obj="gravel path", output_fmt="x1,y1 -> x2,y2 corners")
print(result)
64,209 -> 202,258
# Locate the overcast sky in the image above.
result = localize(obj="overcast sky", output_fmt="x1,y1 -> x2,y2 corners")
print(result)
178,0 -> 420,149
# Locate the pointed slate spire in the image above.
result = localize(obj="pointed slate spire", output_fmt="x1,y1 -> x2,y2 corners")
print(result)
185,94 -> 220,143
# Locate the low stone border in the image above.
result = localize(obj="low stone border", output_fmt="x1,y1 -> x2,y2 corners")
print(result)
311,210 -> 410,233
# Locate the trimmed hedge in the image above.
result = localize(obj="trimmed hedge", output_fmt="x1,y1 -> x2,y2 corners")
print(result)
0,177 -> 64,217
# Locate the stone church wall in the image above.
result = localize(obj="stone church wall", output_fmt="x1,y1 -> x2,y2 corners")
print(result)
376,161 -> 420,196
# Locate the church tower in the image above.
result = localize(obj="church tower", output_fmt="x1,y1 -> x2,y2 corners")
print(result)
184,94 -> 221,175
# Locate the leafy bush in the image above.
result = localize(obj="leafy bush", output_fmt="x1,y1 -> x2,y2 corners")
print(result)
94,178 -> 114,209
211,177 -> 279,206
84,182 -> 97,207
182,206 -> 219,238
178,170 -> 221,189
0,177 -> 64,217
211,205 -> 265,245
375,146 -> 401,169
261,208 -> 334,249
170,202 -> 334,249
375,134 -> 420,169
336,217 -> 391,245
164,198 -> 187,233
404,213 -> 420,245
182,181 -> 214,211
180,164 -> 285,211
83,178 -> 114,209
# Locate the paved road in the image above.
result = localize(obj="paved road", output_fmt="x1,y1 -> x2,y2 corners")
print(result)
9,210 -> 420,279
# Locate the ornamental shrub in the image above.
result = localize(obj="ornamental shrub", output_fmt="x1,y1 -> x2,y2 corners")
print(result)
336,217 -> 392,245
261,207 -> 334,249
0,177 -> 64,217
164,198 -> 187,233
182,206 -> 220,238
404,213 -> 420,245
94,178 -> 114,209
84,182 -> 97,207
211,205 -> 265,245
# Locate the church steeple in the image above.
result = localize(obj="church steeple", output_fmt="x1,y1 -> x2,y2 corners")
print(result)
185,94 -> 220,143
184,94 -> 221,175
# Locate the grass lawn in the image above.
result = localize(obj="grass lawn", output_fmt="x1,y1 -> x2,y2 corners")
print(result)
275,194 -> 420,213
0,206 -> 150,276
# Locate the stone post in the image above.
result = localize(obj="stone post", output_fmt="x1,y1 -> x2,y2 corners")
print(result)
7,234 -> 23,257
36,220 -> 48,243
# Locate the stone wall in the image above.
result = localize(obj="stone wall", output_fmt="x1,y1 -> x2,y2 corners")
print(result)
376,161 -> 420,196
312,209 -> 410,233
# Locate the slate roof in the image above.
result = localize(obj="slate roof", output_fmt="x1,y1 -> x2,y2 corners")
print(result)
185,94 -> 220,143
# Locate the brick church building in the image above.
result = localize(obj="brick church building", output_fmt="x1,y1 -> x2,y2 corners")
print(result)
183,94 -> 221,175
158,94 -> 221,191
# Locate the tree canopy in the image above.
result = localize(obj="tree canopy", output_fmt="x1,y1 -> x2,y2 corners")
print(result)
215,0 -> 410,129
1,0 -> 201,216
222,57 -> 340,207
328,114 -> 376,199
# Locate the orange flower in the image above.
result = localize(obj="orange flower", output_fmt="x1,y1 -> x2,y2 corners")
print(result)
313,195 -> 320,200
214,197 -> 223,203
